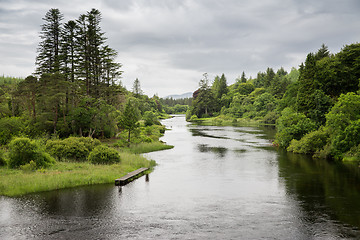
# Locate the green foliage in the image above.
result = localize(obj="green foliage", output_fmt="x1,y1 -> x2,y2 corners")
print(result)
76,137 -> 101,151
331,120 -> 360,159
163,104 -> 189,114
263,111 -> 279,124
118,99 -> 141,142
0,152 -> 155,196
143,111 -> 159,126
254,93 -> 277,116
343,144 -> 360,161
88,145 -> 121,164
212,74 -> 228,100
325,92 -> 360,134
46,137 -> 100,161
127,142 -> 174,154
236,82 -> 255,95
189,114 -> 199,122
275,108 -> 317,148
20,160 -> 37,172
190,74 -> 218,118
0,117 -> 25,145
287,127 -> 329,154
8,137 -> 55,169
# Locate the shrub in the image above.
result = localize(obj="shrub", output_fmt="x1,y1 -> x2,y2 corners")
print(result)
343,144 -> 360,161
20,160 -> 37,172
0,117 -> 24,145
141,135 -> 153,143
263,111 -> 279,124
143,111 -> 158,126
275,108 -> 317,148
189,115 -> 199,122
8,137 -> 55,168
46,138 -> 88,161
331,119 -> 360,160
114,138 -> 129,148
73,137 -> 101,152
287,127 -> 329,154
88,145 -> 121,164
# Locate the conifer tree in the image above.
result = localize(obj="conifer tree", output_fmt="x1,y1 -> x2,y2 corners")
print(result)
36,8 -> 63,75
240,71 -> 247,83
132,78 -> 143,98
118,99 -> 140,142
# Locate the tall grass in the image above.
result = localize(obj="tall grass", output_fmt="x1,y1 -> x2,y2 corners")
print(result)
0,152 -> 155,197
127,141 -> 174,154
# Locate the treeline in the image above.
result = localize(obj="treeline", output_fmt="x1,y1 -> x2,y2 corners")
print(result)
187,43 -> 360,161
160,97 -> 191,114
0,9 -> 167,146
187,68 -> 297,122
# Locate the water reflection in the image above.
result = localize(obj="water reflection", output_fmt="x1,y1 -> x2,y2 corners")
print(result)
1,115 -> 360,239
278,150 -> 360,232
197,144 -> 228,158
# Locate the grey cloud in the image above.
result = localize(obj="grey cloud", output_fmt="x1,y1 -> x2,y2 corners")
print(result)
1,0 -> 360,96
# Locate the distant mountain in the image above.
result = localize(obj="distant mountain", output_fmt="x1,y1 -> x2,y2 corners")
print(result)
164,92 -> 193,99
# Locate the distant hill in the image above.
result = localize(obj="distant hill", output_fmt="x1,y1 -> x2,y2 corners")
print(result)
164,92 -> 193,99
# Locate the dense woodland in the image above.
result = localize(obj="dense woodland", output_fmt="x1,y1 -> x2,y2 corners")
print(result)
0,8 -> 169,140
0,9 -> 173,169
187,43 -> 360,161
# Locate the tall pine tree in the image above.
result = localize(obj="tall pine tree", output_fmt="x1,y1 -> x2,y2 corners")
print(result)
36,8 -> 63,75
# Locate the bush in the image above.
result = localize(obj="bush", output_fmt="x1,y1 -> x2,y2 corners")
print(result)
331,120 -> 360,159
45,137 -> 94,161
143,111 -> 158,126
287,127 -> 329,154
20,160 -> 37,172
343,144 -> 360,161
73,137 -> 101,151
189,115 -> 199,122
275,108 -> 317,148
88,145 -> 121,164
263,111 -> 279,124
8,137 -> 55,168
0,117 -> 24,145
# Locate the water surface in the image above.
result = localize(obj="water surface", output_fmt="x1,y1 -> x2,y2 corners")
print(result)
1,115 -> 360,239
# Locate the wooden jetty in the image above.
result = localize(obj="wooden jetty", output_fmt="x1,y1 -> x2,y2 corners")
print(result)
115,167 -> 149,186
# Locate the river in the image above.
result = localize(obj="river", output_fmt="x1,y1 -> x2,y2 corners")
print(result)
1,115 -> 360,239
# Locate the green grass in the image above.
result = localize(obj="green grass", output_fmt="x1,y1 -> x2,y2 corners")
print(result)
0,152 -> 156,197
191,115 -> 263,126
126,141 -> 174,154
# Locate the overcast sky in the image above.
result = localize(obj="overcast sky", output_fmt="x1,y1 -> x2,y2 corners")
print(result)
0,0 -> 359,97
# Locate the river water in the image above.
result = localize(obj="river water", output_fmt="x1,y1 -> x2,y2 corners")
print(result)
1,115 -> 360,239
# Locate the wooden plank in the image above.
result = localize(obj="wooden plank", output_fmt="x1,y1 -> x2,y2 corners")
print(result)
115,167 -> 149,186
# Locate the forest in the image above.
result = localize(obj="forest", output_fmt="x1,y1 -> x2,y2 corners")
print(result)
0,8 -> 175,177
187,43 -> 360,162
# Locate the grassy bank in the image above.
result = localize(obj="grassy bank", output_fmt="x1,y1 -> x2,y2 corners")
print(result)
123,141 -> 174,154
0,152 -> 155,197
189,114 -> 273,127
0,123 -> 174,197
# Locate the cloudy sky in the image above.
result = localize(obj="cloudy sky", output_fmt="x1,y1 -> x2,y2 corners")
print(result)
0,0 -> 359,97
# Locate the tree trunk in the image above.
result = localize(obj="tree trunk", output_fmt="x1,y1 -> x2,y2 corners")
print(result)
31,92 -> 36,120
128,130 -> 131,142
53,105 -> 58,135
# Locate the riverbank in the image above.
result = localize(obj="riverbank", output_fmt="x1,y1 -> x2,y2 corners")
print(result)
0,123 -> 174,197
0,151 -> 156,197
188,114 -> 275,127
